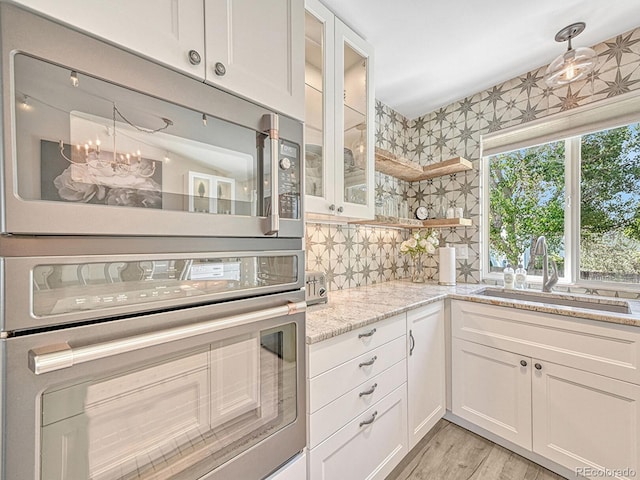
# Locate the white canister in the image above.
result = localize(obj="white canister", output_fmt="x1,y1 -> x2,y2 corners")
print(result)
439,245 -> 456,286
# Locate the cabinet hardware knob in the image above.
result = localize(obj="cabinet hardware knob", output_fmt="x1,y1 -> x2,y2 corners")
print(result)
358,328 -> 376,339
337,206 -> 344,213
329,204 -> 336,211
214,62 -> 227,76
535,363 -> 542,370
359,383 -> 378,397
359,355 -> 377,368
188,50 -> 202,65
359,410 -> 378,427
409,330 -> 415,356
520,360 -> 527,367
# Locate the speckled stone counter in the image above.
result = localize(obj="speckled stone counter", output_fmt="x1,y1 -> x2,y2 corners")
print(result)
306,280 -> 640,344
305,281 -> 483,344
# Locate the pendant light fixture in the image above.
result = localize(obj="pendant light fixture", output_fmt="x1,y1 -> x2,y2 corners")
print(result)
352,123 -> 367,168
544,22 -> 597,88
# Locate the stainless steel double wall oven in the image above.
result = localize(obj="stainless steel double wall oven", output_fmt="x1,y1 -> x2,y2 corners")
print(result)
0,5 -> 305,480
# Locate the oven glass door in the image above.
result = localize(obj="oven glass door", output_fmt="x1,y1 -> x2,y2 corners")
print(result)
38,322 -> 298,480
10,53 -> 301,236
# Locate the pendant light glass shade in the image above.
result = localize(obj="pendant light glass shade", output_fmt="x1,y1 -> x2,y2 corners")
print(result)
544,22 -> 597,88
352,123 -> 367,168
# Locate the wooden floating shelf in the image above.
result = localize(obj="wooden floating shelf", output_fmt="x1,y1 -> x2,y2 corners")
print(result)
375,148 -> 472,182
349,216 -> 424,229
422,217 -> 472,228
350,216 -> 472,229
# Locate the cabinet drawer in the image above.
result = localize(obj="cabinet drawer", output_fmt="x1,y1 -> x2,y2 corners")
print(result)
452,300 -> 640,385
309,359 -> 406,448
309,385 -> 408,480
308,314 -> 405,377
309,336 -> 406,413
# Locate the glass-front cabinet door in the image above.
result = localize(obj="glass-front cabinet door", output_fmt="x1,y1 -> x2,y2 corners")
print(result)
304,0 -> 334,216
304,0 -> 374,220
336,19 -> 374,219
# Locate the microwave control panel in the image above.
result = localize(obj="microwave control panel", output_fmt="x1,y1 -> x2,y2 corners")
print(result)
278,140 -> 301,219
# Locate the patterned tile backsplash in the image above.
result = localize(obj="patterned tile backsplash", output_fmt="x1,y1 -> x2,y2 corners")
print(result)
307,25 -> 640,293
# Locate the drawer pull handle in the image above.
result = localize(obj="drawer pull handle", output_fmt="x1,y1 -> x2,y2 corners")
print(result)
359,356 -> 377,368
359,383 -> 378,397
520,360 -> 527,367
359,411 -> 378,428
535,363 -> 543,370
358,328 -> 377,339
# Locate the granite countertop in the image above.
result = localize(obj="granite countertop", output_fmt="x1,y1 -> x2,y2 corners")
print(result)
306,280 -> 640,344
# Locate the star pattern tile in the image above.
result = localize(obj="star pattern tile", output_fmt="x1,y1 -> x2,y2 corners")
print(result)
555,85 -> 590,111
601,32 -> 640,66
598,69 -> 640,97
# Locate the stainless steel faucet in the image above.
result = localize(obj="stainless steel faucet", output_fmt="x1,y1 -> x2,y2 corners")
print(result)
527,236 -> 558,292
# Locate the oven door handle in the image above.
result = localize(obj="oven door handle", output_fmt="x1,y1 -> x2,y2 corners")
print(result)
28,300 -> 306,375
262,113 -> 280,236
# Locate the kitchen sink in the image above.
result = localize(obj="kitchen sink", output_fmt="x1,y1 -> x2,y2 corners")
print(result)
478,288 -> 632,314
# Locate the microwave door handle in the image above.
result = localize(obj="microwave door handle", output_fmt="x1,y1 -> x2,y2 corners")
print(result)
262,113 -> 279,235
28,301 -> 306,375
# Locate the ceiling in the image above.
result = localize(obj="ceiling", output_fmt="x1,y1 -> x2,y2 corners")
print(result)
321,0 -> 640,119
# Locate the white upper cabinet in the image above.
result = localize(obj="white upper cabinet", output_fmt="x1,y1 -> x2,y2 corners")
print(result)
204,0 -> 305,120
11,0 -> 206,79
305,0 -> 374,220
10,0 -> 305,120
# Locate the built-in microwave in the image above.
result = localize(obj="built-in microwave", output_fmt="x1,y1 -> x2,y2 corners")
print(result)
0,4 -> 303,238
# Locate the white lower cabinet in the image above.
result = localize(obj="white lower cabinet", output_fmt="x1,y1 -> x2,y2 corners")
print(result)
307,314 -> 409,479
307,304 -> 452,479
407,302 -> 446,449
451,300 -> 640,480
532,361 -> 640,480
309,359 -> 406,449
451,338 -> 532,450
451,338 -> 531,450
309,385 -> 408,480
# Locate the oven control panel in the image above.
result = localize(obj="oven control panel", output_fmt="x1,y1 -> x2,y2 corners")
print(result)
279,140 -> 301,219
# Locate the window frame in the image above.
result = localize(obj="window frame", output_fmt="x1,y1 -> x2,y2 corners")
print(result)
482,132 -> 640,291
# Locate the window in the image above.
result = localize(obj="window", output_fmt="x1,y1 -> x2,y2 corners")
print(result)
485,121 -> 640,286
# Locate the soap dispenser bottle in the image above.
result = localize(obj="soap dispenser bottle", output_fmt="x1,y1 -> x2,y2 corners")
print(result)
503,263 -> 515,289
515,263 -> 527,289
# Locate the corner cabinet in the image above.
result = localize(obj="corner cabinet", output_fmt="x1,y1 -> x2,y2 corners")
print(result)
304,0 -> 375,220
11,0 -> 305,120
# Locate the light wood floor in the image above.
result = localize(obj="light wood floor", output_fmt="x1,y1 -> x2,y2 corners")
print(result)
386,420 -> 567,480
